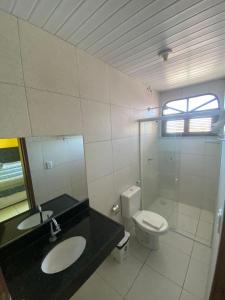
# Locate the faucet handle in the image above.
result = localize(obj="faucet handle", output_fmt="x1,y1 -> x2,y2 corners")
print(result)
51,217 -> 61,232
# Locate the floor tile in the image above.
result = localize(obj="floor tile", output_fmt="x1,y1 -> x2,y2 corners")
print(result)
191,242 -> 211,264
146,241 -> 190,286
180,289 -> 203,300
160,231 -> 194,256
177,203 -> 201,220
184,257 -> 209,299
195,236 -> 211,247
129,235 -> 150,263
149,197 -> 176,219
70,273 -> 122,300
173,213 -> 198,237
195,220 -> 213,243
200,210 -> 214,224
97,254 -> 142,296
125,265 -> 181,300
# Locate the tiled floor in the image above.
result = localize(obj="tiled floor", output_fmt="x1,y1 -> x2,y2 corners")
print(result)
0,200 -> 29,222
149,197 -> 214,246
71,230 -> 211,300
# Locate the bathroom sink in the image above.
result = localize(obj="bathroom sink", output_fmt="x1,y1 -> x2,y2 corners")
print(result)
41,236 -> 86,274
17,210 -> 53,230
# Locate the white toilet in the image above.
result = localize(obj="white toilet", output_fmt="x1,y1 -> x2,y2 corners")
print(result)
121,186 -> 168,250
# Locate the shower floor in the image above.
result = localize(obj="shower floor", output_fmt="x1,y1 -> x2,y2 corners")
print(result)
148,197 -> 214,246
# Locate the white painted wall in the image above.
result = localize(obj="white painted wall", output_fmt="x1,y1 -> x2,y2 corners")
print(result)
0,11 -> 159,221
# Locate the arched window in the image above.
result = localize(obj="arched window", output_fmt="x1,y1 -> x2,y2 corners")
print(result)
162,94 -> 220,136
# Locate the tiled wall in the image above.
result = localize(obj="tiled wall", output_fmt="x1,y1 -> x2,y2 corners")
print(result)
0,11 -> 159,221
158,80 -> 225,212
158,136 -> 221,212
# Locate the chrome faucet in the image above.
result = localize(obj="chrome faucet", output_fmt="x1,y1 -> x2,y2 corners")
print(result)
49,217 -> 61,242
37,205 -> 43,223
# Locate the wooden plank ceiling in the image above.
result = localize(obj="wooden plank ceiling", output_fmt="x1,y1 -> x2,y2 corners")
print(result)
1,0 -> 225,91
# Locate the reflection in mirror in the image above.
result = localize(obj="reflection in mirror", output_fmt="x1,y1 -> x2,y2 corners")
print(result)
0,138 -> 31,222
0,135 -> 88,226
26,135 -> 87,204
17,210 -> 53,230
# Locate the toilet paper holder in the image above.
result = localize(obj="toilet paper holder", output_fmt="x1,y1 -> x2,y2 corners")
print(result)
112,204 -> 120,215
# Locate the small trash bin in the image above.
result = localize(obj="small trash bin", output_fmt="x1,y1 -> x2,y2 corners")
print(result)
111,231 -> 130,263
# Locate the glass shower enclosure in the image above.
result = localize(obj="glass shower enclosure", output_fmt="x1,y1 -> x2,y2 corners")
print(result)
140,118 -> 221,246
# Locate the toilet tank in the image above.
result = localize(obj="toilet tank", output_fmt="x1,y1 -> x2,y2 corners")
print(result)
121,186 -> 141,218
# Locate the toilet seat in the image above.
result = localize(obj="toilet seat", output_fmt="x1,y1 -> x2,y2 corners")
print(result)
133,210 -> 168,235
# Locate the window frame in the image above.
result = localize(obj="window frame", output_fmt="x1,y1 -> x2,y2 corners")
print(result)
161,93 -> 220,137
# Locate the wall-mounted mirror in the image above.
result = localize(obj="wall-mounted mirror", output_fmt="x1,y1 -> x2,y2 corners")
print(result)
0,135 -> 88,224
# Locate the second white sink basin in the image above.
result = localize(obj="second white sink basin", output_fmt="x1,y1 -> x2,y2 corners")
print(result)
41,236 -> 86,274
17,210 -> 53,230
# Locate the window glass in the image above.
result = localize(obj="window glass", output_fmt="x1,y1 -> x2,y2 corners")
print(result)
166,99 -> 187,112
162,94 -> 219,136
188,95 -> 217,111
195,100 -> 219,111
163,108 -> 182,115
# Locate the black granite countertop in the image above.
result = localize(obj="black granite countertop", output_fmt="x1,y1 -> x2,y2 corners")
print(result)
0,194 -> 80,248
0,204 -> 124,300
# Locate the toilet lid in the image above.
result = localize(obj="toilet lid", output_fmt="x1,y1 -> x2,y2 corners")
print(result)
133,210 -> 168,234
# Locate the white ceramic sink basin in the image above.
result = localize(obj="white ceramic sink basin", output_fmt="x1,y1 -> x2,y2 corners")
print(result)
17,210 -> 53,230
41,236 -> 86,274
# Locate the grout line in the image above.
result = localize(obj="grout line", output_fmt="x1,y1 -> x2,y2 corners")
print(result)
178,236 -> 195,300
123,251 -> 151,298
16,17 -> 33,136
94,272 -> 124,299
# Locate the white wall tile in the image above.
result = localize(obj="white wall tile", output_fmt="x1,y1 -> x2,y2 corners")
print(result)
27,88 -> 82,136
111,105 -> 131,139
179,175 -> 204,208
108,67 -> 132,108
0,13 -> 158,220
113,167 -> 132,203
180,139 -> 205,155
25,139 -> 43,171
19,20 -> 79,96
87,174 -> 116,218
85,141 -> 113,183
0,82 -> 31,137
81,99 -> 111,143
112,138 -> 132,172
204,156 -> 220,180
108,67 -> 151,109
0,11 -> 23,85
78,49 -> 109,103
180,154 -> 204,177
